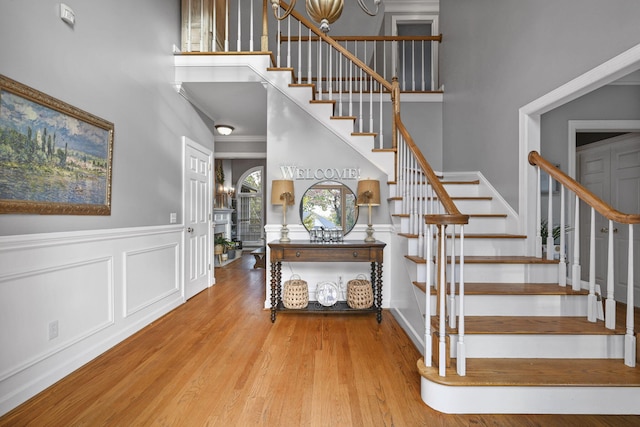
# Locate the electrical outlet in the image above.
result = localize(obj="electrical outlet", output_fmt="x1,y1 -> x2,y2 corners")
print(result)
48,320 -> 59,340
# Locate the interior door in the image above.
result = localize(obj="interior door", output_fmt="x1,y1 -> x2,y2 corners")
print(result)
577,133 -> 640,303
184,138 -> 212,300
610,135 -> 640,303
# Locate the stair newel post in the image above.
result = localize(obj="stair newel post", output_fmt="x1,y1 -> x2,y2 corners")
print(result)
457,225 -> 466,376
625,224 -> 636,367
448,224 -> 457,329
424,217 -> 433,367
438,223 -> 447,376
559,185 -> 567,286
535,167 -> 542,258
261,0 -> 269,51
588,207 -> 597,322
546,175 -> 554,261
571,195 -> 582,291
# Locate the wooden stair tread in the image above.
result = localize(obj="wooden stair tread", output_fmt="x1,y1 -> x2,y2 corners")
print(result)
449,256 -> 558,264
413,282 -> 588,296
330,115 -> 356,120
433,316 -> 626,335
468,213 -> 508,218
440,180 -> 480,185
387,196 -> 493,201
418,358 -> 640,387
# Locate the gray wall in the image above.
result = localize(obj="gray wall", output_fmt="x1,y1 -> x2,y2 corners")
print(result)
541,85 -> 640,168
0,0 -> 214,235
439,0 -> 640,209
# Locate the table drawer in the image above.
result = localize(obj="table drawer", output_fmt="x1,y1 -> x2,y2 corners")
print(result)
282,247 -> 372,262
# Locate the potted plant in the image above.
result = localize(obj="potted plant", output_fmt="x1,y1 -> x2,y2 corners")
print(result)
215,235 -> 232,256
226,240 -> 237,260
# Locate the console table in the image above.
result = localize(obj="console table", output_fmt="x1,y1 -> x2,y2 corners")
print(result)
267,240 -> 386,323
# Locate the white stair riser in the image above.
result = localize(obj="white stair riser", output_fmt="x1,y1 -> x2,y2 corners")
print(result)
451,264 -> 558,283
448,334 -> 625,359
456,294 -> 589,316
440,184 -> 481,197
463,217 -> 508,234
424,294 -> 588,317
421,378 -> 640,414
446,238 -> 525,256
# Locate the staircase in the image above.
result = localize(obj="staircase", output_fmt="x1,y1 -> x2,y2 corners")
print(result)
176,1 -> 639,414
389,174 -> 640,414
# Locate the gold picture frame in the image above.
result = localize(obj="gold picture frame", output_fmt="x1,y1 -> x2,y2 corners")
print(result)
0,75 -> 114,215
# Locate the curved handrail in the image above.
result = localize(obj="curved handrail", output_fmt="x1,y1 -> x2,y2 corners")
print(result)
276,0 -> 393,93
397,119 -> 468,225
529,150 -> 640,224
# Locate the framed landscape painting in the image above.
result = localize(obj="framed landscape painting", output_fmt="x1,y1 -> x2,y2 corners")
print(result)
0,75 -> 114,215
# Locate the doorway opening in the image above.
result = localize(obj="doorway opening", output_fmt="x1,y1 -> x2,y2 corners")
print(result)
236,166 -> 264,249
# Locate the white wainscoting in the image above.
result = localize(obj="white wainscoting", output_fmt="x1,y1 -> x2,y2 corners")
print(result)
0,225 -> 184,415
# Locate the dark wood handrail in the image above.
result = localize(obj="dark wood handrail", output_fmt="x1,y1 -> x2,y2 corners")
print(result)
276,1 -> 393,93
397,118 -> 468,225
529,150 -> 640,224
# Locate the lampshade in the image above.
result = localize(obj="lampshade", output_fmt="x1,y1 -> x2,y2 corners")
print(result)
271,180 -> 295,205
215,125 -> 234,136
356,179 -> 380,206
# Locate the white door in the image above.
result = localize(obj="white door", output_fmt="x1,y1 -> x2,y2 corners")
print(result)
184,137 -> 212,300
577,133 -> 640,303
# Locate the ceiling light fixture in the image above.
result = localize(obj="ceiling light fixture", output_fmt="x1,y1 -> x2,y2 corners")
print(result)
272,0 -> 381,33
215,125 -> 234,136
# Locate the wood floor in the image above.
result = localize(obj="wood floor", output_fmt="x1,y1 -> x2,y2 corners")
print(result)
1,254 -> 639,426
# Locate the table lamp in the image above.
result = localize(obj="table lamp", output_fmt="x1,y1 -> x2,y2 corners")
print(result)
357,179 -> 380,242
271,179 -> 295,242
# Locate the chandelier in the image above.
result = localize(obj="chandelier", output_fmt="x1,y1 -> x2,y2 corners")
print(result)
272,0 -> 382,33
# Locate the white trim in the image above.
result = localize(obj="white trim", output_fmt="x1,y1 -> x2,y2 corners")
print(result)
519,42 -> 640,254
567,120 -> 640,179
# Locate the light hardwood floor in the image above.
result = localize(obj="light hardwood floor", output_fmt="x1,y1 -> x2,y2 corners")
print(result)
1,254 -> 639,426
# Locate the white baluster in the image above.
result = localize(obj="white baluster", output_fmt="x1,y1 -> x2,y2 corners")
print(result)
535,167 -> 542,258
457,225 -> 466,376
421,40 -> 426,91
417,177 -> 424,259
378,85 -> 383,149
307,28 -> 312,89
558,185 -> 567,286
546,175 -> 554,260
572,195 -> 581,291
448,225 -> 456,329
588,207 -> 597,322
625,224 -> 636,367
286,16 -> 291,68
224,0 -> 230,52
236,0 -> 241,51
605,219 -> 616,329
249,0 -> 254,51
297,22 -> 302,83
412,39 -> 416,91
317,38 -> 322,100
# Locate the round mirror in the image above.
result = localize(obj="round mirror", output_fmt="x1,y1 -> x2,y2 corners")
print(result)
299,181 -> 359,236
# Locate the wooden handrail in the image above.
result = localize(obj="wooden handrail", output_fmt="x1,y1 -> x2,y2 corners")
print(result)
529,150 -> 640,224
397,118 -> 468,225
280,35 -> 443,43
276,1 -> 394,93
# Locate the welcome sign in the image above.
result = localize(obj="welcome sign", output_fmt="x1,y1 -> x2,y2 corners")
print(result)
280,165 -> 361,181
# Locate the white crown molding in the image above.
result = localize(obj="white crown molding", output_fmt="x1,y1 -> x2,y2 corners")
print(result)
215,135 -> 266,143
383,0 -> 439,13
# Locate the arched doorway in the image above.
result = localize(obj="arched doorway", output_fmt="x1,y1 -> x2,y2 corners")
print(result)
236,166 -> 264,248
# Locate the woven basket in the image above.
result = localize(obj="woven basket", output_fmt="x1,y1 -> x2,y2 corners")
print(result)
283,274 -> 308,309
347,274 -> 373,309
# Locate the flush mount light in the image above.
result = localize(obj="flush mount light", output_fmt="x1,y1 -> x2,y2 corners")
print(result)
215,125 -> 234,136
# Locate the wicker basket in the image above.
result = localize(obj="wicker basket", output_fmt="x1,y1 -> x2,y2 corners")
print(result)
283,274 -> 308,309
347,274 -> 373,309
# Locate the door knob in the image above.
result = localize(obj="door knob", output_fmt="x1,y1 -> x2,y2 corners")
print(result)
600,227 -> 619,233
187,227 -> 194,233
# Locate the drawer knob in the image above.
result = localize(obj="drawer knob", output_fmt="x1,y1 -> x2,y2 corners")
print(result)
353,251 -> 358,258
296,251 -> 301,257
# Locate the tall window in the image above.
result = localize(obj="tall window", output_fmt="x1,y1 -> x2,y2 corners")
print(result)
237,167 -> 264,246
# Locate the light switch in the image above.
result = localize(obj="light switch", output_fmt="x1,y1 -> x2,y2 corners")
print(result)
170,213 -> 177,224
60,3 -> 75,26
